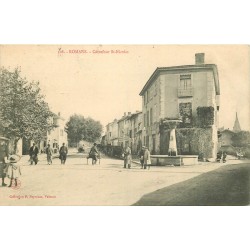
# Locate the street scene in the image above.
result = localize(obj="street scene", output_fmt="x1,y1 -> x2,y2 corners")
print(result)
0,45 -> 250,206
1,151 -> 249,206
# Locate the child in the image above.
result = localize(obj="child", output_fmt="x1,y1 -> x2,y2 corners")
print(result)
6,155 -> 21,187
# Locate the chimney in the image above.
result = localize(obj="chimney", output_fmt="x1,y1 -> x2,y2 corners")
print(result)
195,53 -> 205,64
128,112 -> 131,116
58,112 -> 61,116
124,112 -> 126,117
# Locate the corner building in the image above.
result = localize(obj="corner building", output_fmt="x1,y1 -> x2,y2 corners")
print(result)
139,53 -> 220,160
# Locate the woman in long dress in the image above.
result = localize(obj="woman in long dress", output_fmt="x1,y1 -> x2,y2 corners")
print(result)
143,147 -> 151,170
123,145 -> 132,169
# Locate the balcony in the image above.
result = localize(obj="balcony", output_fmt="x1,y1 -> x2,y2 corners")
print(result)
178,87 -> 193,97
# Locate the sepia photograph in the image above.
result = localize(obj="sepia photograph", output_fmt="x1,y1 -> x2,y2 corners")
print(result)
0,44 -> 249,206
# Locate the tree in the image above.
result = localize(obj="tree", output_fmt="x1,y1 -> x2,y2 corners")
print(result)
196,106 -> 214,128
65,114 -> 103,145
232,131 -> 250,148
0,67 -> 54,151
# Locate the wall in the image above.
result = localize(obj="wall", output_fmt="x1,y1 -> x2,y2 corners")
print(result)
162,71 -> 213,119
142,76 -> 161,153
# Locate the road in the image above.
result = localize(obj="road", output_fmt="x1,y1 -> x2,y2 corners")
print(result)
0,153 -> 248,206
134,163 -> 250,206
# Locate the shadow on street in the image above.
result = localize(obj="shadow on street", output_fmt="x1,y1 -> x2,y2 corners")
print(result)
133,163 -> 250,206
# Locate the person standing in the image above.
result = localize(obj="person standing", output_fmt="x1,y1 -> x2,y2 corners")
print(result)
222,151 -> 227,163
29,143 -> 39,165
89,143 -> 99,165
143,147 -> 151,170
0,140 -> 9,187
138,146 -> 145,169
123,145 -> 132,169
46,144 -> 53,165
6,155 -> 22,187
59,143 -> 68,164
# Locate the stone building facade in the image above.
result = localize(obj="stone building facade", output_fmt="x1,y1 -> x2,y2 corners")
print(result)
139,53 -> 220,159
105,119 -> 119,146
40,112 -> 68,153
104,111 -> 143,154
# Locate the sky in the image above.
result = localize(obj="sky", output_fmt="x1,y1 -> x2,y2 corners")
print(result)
0,45 -> 249,131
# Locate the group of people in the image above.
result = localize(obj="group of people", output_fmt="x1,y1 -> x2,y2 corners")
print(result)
138,146 -> 151,169
32,142 -> 99,166
29,143 -> 68,165
122,145 -> 151,170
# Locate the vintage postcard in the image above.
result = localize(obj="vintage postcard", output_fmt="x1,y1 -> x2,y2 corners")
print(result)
0,45 -> 249,206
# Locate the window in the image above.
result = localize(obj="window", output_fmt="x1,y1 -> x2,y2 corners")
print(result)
60,129 -> 64,136
138,122 -> 141,131
148,88 -> 151,101
179,102 -> 192,124
150,108 -> 153,125
147,111 -> 149,126
154,104 -> 157,122
178,74 -> 192,97
180,74 -> 191,89
144,114 -> 146,127
154,83 -> 157,96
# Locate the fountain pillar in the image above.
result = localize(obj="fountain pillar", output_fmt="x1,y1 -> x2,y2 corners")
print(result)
162,119 -> 182,156
168,127 -> 177,156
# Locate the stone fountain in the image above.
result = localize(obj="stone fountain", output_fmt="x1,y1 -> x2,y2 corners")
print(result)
151,118 -> 198,166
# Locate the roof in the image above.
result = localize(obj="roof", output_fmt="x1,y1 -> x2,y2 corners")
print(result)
221,129 -> 235,135
128,111 -> 142,120
139,64 -> 220,96
117,115 -> 130,123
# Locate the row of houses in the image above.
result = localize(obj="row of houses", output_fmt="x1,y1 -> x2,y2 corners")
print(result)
102,111 -> 143,154
103,53 -> 221,160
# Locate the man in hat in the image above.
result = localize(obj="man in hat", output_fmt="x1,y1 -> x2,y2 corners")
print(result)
29,143 -> 39,165
59,143 -> 68,164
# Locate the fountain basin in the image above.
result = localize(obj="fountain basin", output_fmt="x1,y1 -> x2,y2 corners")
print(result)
150,155 -> 198,166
